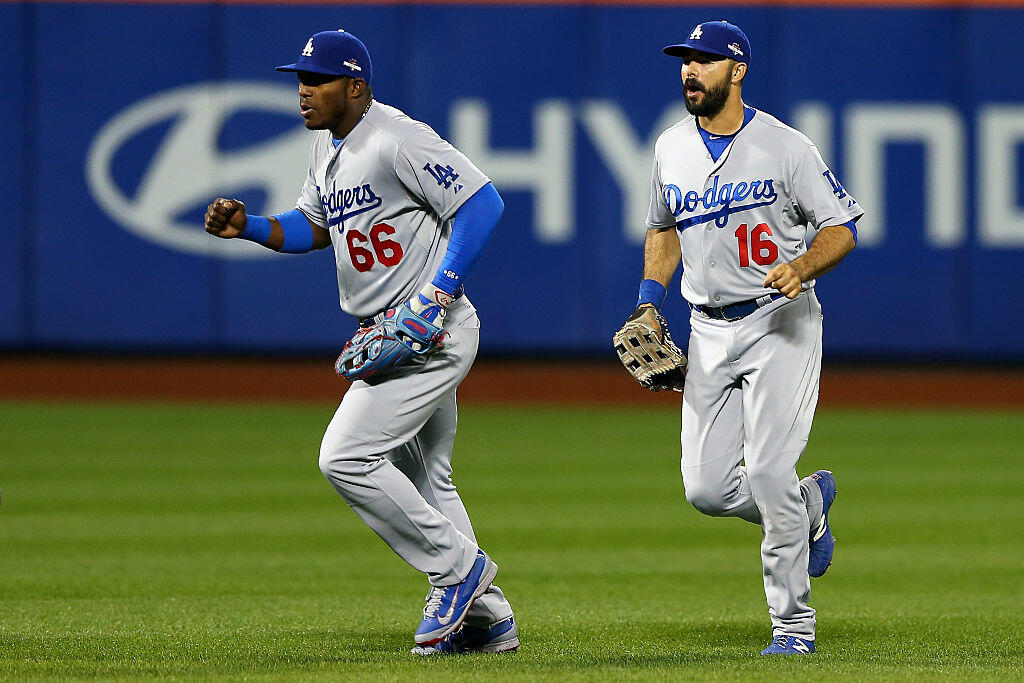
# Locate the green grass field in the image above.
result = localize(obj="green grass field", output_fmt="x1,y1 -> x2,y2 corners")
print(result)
1,400 -> 1022,680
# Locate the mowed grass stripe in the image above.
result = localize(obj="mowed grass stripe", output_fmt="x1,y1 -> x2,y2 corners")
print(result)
1,401 -> 1022,680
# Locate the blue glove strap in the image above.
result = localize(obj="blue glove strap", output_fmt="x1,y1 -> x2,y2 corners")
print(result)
241,215 -> 272,245
637,279 -> 667,309
413,294 -> 444,324
393,305 -> 445,355
275,209 -> 314,253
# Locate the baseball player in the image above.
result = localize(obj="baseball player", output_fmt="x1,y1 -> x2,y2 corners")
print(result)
203,29 -> 517,655
615,21 -> 861,655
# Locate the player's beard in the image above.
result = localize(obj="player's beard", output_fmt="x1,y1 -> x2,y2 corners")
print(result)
684,77 -> 732,118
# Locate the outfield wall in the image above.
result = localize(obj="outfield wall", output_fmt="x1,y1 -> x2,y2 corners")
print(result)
2,1 -> 1023,356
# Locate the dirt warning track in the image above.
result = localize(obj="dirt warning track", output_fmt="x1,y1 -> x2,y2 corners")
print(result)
0,356 -> 1021,408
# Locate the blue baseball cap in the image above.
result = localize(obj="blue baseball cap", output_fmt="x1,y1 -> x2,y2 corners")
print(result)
663,21 -> 750,64
276,29 -> 372,82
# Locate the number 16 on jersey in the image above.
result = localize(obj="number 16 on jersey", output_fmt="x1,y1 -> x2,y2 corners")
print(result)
735,223 -> 778,267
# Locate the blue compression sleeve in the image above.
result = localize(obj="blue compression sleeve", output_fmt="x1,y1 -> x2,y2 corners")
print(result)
274,209 -> 314,253
431,183 -> 504,295
241,215 -> 272,245
637,279 -> 667,309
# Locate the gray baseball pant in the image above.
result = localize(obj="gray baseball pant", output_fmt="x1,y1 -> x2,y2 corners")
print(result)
318,297 -> 512,626
681,291 -> 823,640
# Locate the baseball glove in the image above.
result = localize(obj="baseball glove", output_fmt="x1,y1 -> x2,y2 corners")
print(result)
613,304 -> 687,392
335,305 -> 447,382
335,315 -> 414,382
394,294 -> 447,355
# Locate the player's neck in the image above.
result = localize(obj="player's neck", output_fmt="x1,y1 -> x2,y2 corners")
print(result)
330,97 -> 373,140
698,97 -> 746,136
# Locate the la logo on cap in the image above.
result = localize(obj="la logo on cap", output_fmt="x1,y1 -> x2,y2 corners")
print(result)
689,25 -> 703,40
301,37 -> 314,57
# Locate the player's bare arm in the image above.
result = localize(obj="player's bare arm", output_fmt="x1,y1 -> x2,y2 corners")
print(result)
763,224 -> 856,299
204,198 -> 330,251
612,226 -> 687,392
642,226 -> 682,289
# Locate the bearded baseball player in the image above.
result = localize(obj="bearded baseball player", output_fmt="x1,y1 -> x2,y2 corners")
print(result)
204,29 -> 517,655
614,21 -> 862,655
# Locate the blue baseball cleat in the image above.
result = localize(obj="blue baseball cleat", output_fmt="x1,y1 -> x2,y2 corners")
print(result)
761,635 -> 815,655
411,616 -> 520,655
808,469 -> 837,578
414,550 -> 498,646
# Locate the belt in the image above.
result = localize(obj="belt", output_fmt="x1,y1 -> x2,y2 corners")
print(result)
693,293 -> 784,322
358,310 -> 391,328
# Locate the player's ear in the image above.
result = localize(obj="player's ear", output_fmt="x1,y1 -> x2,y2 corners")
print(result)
732,62 -> 747,84
351,78 -> 369,98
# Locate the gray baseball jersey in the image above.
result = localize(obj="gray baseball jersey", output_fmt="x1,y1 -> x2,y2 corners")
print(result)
309,101 -> 513,627
646,107 -> 862,643
296,101 -> 490,318
647,109 -> 863,306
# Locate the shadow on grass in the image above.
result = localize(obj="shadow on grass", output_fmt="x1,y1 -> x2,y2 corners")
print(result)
277,619 -> 773,667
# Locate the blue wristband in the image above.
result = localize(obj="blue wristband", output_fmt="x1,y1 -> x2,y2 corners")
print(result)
241,214 -> 272,245
637,279 -> 667,309
274,209 -> 314,253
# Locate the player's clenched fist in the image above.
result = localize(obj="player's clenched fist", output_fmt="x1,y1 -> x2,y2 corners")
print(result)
204,198 -> 247,239
763,262 -> 806,299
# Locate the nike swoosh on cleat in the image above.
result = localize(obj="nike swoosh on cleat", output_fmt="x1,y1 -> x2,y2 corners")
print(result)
436,587 -> 459,625
811,515 -> 827,541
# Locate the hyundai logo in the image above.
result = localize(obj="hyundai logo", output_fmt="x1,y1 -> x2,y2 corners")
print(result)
86,82 -> 308,259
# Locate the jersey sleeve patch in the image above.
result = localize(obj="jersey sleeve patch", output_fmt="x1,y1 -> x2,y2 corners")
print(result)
793,145 -> 863,230
395,129 -> 489,221
422,161 -> 463,195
